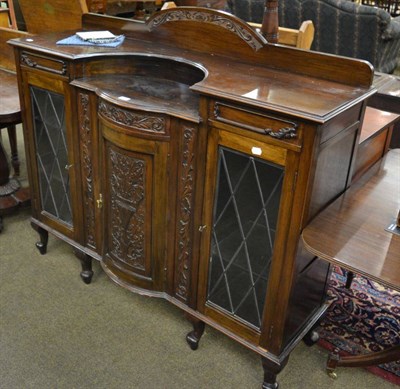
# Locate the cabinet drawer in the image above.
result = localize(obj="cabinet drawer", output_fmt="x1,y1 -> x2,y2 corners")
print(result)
210,101 -> 302,149
20,51 -> 68,77
98,99 -> 170,139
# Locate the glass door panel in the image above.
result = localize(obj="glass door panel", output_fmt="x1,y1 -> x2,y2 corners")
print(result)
31,86 -> 72,226
206,147 -> 284,329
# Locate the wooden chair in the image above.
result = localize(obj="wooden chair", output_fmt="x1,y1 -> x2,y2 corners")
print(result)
0,8 -> 9,27
18,0 -> 88,34
0,26 -> 31,231
248,20 -> 315,50
0,1 -> 18,29
86,0 -> 107,13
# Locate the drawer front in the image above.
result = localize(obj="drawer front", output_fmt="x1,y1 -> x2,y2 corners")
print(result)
210,101 -> 302,149
98,99 -> 170,139
20,51 -> 68,77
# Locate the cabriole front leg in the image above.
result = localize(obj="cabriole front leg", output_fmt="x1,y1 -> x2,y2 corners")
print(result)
31,222 -> 48,255
185,313 -> 205,350
261,355 -> 289,389
74,249 -> 94,284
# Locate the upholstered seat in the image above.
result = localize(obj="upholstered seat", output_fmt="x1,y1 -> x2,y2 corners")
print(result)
226,0 -> 400,73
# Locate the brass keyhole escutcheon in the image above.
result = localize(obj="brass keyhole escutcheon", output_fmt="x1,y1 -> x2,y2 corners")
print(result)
96,194 -> 103,209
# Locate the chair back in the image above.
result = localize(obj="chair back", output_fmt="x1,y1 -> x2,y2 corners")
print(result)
18,0 -> 88,34
249,20 -> 315,49
0,27 -> 30,71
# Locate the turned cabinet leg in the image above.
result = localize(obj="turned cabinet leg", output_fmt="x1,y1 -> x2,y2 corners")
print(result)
185,313 -> 205,350
32,223 -> 49,255
74,249 -> 94,284
261,356 -> 289,389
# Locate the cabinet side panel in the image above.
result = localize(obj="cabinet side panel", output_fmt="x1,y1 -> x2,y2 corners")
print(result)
308,125 -> 359,219
281,243 -> 330,348
281,112 -> 362,348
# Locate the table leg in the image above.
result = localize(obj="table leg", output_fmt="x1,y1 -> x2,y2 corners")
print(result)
327,345 -> 400,378
7,125 -> 20,176
0,136 -> 10,185
0,131 -> 30,232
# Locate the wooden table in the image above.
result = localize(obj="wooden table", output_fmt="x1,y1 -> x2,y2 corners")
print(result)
0,70 -> 30,232
0,27 -> 31,232
302,149 -> 400,376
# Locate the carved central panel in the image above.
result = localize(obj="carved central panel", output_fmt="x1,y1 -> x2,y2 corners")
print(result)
109,147 -> 147,271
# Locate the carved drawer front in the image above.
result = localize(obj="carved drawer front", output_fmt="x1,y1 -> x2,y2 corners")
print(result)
98,99 -> 170,139
211,101 -> 301,148
20,51 -> 68,77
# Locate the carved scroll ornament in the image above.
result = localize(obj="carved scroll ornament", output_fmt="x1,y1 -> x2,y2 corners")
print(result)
99,101 -> 166,133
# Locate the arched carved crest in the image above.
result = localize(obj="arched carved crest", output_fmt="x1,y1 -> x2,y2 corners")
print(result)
147,8 -> 265,51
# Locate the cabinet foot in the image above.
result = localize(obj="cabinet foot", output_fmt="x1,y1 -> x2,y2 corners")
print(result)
261,355 -> 289,389
0,216 -> 3,233
80,267 -> 94,284
185,314 -> 205,350
74,249 -> 94,284
32,224 -> 48,255
326,348 -> 340,378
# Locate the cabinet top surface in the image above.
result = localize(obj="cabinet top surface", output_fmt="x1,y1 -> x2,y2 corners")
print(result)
73,74 -> 201,123
10,9 -> 375,122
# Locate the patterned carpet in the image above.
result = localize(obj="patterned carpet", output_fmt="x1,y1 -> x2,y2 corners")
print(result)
317,266 -> 400,385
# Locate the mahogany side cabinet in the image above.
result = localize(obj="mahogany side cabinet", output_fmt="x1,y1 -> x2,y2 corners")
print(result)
10,8 -> 375,388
